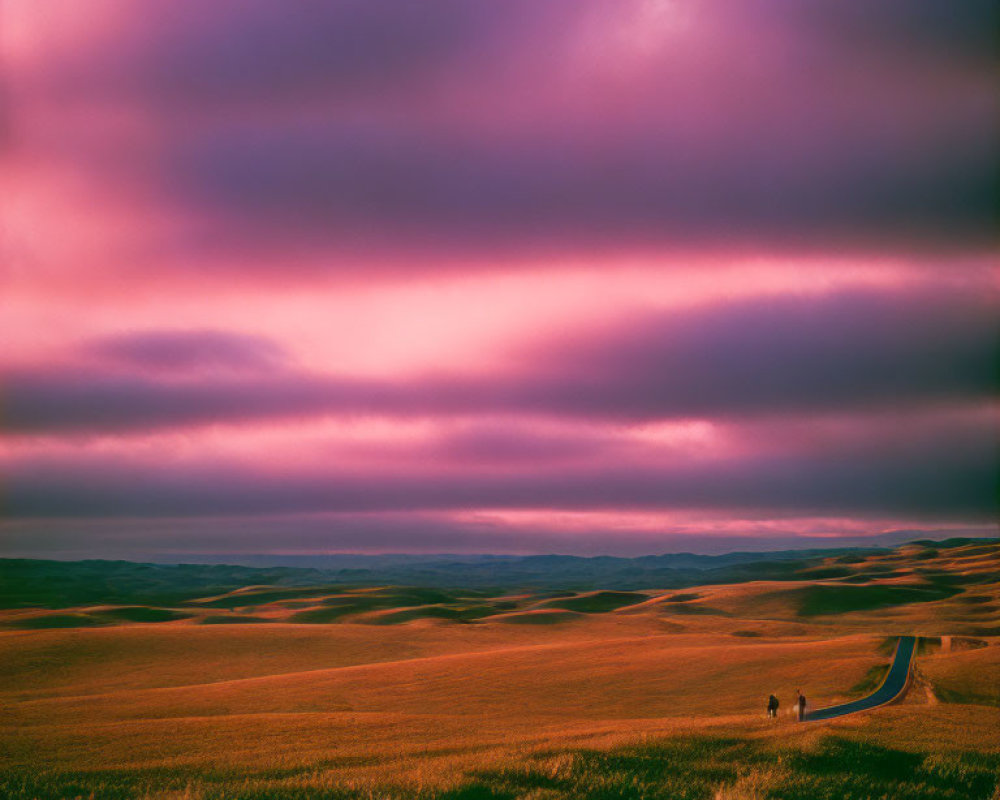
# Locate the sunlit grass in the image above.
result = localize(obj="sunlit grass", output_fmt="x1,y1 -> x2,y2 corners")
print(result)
2,734 -> 997,799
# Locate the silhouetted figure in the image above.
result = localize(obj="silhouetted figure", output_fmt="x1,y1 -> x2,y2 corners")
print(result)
796,690 -> 807,721
767,694 -> 779,718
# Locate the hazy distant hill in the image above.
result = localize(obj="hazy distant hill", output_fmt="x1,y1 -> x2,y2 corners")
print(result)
3,538 -> 995,610
2,541 -> 989,609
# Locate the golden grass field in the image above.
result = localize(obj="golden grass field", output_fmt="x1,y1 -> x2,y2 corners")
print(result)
1,541 -> 998,799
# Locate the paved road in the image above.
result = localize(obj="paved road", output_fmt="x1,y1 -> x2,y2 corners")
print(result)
804,635 -> 916,722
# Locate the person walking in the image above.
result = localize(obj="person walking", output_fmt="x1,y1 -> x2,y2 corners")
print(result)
767,694 -> 780,719
796,690 -> 807,721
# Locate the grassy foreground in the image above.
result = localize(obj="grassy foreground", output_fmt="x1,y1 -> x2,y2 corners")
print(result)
3,728 -> 998,799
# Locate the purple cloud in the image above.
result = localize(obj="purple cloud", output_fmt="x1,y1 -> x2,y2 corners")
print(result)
5,408 -> 996,519
18,0 -> 997,268
89,329 -> 289,373
3,286 -> 995,435
519,285 -> 999,419
54,1 -> 535,107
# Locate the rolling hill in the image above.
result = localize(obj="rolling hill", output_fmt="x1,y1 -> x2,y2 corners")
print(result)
0,539 -> 996,799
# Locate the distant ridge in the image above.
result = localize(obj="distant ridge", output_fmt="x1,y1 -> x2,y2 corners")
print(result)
3,537 -> 995,607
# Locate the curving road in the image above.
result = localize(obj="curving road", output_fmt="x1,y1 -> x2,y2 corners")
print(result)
804,635 -> 916,722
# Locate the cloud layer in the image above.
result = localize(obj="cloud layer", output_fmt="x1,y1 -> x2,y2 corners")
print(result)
1,1 -> 996,555
4,286 -> 995,435
7,410 -> 995,520
7,0 -> 996,275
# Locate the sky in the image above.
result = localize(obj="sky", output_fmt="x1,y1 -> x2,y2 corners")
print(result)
1,0 -> 997,558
